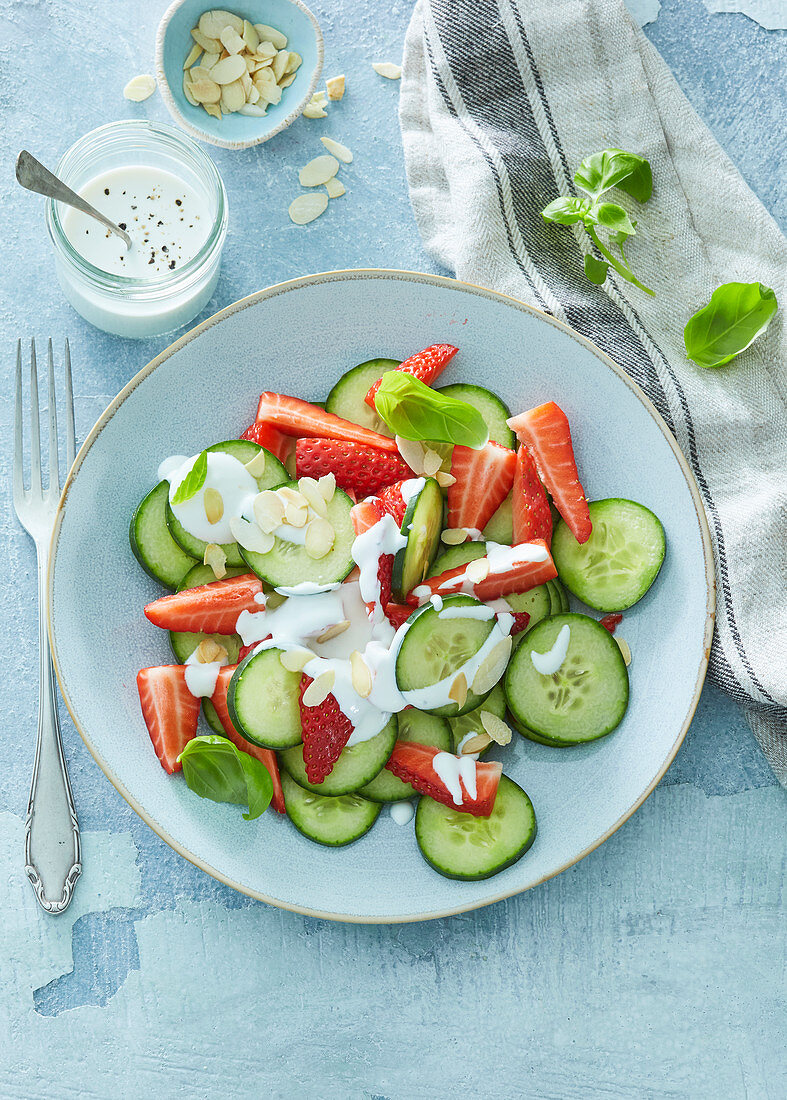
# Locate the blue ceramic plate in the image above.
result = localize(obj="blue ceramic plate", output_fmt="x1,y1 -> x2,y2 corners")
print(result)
49,271 -> 714,922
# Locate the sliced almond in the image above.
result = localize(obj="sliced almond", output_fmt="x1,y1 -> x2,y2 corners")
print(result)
465,558 -> 490,584
460,732 -> 492,755
289,192 -> 328,225
325,75 -> 345,101
441,527 -> 468,545
240,70 -> 253,97
615,636 -> 632,666
320,136 -> 352,164
239,103 -> 267,116
422,448 -> 443,477
253,490 -> 286,532
448,672 -> 468,708
299,155 -> 340,188
247,83 -> 260,104
298,476 -> 329,516
325,178 -> 346,199
254,41 -> 278,60
372,62 -> 402,79
277,486 -> 306,508
199,9 -> 244,37
123,74 -> 156,102
183,76 -> 199,106
272,48 -> 289,82
305,517 -> 335,559
203,542 -> 227,579
229,516 -> 274,554
318,472 -> 336,501
256,76 -> 282,105
479,710 -> 512,746
220,78 -> 246,113
253,23 -> 288,50
471,636 -> 513,695
190,77 -> 222,104
219,26 -> 245,54
244,448 -> 267,478
190,65 -> 214,82
436,471 -> 456,488
191,27 -> 222,54
284,51 -> 302,75
196,637 -> 228,664
209,53 -> 247,85
203,486 -> 224,524
203,102 -> 223,119
395,436 -> 426,473
242,19 -> 259,52
278,72 -> 297,88
280,648 -> 312,672
302,103 -> 328,119
302,669 -> 335,707
316,620 -> 351,643
284,498 -> 308,527
350,651 -> 373,698
183,44 -> 202,70
201,51 -> 221,71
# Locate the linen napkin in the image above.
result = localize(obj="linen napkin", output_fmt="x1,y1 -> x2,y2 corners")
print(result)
399,0 -> 787,782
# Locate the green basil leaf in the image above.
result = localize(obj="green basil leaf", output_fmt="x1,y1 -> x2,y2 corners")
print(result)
683,282 -> 778,368
178,735 -> 273,820
542,196 -> 589,225
171,450 -> 208,505
588,202 -> 636,237
374,372 -> 489,448
574,148 -> 653,202
583,254 -> 609,284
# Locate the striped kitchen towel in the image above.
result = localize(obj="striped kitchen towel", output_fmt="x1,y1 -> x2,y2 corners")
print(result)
399,0 -> 787,782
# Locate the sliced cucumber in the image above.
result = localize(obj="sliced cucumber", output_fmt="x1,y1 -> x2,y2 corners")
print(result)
395,595 -> 498,717
505,613 -> 628,744
227,647 -> 303,749
324,358 -> 399,436
360,709 -> 451,802
279,716 -> 398,796
202,698 -> 226,735
391,477 -> 444,602
169,563 -> 246,665
506,585 -> 552,628
449,682 -> 506,755
545,579 -> 566,615
507,710 -> 567,747
482,493 -> 513,544
552,498 -> 666,612
437,384 -> 515,449
166,440 -> 288,568
281,772 -> 381,846
415,775 -> 537,880
429,540 -> 486,578
130,480 -> 197,589
241,484 -> 356,589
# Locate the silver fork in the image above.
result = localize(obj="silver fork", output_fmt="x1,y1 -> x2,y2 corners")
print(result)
13,338 -> 81,914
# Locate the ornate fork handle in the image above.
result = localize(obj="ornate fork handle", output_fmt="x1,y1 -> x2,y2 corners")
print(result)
24,545 -> 81,913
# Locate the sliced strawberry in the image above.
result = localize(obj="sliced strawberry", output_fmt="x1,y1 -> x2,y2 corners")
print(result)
385,602 -> 412,629
378,481 -> 411,527
507,402 -> 592,543
512,444 -> 552,546
210,666 -> 285,813
237,643 -> 256,663
299,676 -> 354,783
137,665 -> 201,774
385,741 -> 501,817
365,344 -> 458,410
447,442 -> 516,533
350,497 -> 386,535
255,392 -> 399,453
377,555 -> 393,609
144,574 -> 263,634
295,438 -> 412,497
407,539 -> 557,604
240,420 -> 295,467
599,613 -> 623,634
511,611 -> 531,634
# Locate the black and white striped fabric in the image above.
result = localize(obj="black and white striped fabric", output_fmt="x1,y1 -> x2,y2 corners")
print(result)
400,0 -> 787,781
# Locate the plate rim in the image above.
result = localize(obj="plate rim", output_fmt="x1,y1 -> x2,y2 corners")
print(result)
48,268 -> 716,923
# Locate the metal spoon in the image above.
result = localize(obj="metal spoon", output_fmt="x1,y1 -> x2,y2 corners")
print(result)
16,150 -> 132,250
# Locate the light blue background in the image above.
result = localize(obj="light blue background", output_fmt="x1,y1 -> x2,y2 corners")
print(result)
1,0 -> 784,1096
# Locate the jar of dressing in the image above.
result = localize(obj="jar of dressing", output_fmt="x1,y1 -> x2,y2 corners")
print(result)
46,120 -> 228,338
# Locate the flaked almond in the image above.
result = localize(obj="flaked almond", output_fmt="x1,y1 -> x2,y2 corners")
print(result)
441,527 -> 468,545
325,75 -> 345,101
318,472 -> 336,501
302,96 -> 328,119
191,27 -> 222,54
395,436 -> 426,473
256,76 -> 282,105
219,26 -> 245,54
253,489 -> 285,532
196,638 -> 228,664
239,103 -> 267,116
183,76 -> 199,106
460,732 -> 492,755
298,477 -> 328,516
203,542 -> 227,579
284,51 -> 302,75
272,48 -> 289,82
254,23 -> 288,49
244,448 -> 267,478
436,471 -> 456,488
209,53 -> 247,84
284,498 -> 308,527
316,619 -> 351,643
204,487 -> 224,524
254,41 -> 278,61
305,517 -> 335,559
229,516 -> 274,554
299,155 -> 340,187
350,650 -> 373,698
277,486 -> 306,507
190,77 -> 222,104
220,78 -> 246,112
479,710 -> 512,746
203,103 -> 222,119
372,61 -> 402,79
471,636 -> 513,695
615,636 -> 632,666
123,74 -> 156,101
278,72 -> 296,88
422,448 -> 443,477
320,136 -> 352,163
201,51 -> 221,71
302,669 -> 335,707
280,648 -> 312,672
184,43 -> 202,69
199,9 -> 244,37
325,178 -> 346,199
242,19 -> 259,51
465,558 -> 490,583
449,672 -> 468,708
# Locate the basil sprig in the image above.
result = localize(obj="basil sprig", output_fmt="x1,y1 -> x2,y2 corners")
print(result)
374,372 -> 489,448
542,148 -> 654,296
171,450 -> 208,505
178,735 -> 273,820
683,282 -> 778,368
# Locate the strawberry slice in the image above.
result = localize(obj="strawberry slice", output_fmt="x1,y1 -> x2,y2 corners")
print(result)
511,611 -> 531,634
365,344 -> 458,410
512,445 -> 552,546
295,438 -> 412,497
255,392 -> 399,453
299,676 -> 354,783
210,666 -> 285,813
238,643 -> 256,663
447,442 -> 517,534
507,402 -> 592,543
137,665 -> 201,774
407,539 -> 557,604
599,613 -> 623,634
350,498 -> 392,616
144,574 -> 264,634
378,481 -> 410,527
385,741 -> 501,817
240,420 -> 295,467
385,602 -> 412,628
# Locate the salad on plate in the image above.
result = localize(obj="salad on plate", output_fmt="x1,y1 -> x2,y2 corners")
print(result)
130,344 -> 666,880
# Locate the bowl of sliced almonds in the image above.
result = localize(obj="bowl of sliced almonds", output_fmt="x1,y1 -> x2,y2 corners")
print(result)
156,0 -> 323,149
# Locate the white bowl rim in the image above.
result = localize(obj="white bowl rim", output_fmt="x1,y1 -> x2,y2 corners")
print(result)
48,268 -> 716,923
154,0 -> 325,150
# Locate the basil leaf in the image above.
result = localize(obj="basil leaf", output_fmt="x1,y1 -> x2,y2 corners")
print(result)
584,254 -> 609,284
179,735 -> 273,820
683,282 -> 778,368
542,196 -> 589,225
374,372 -> 489,448
588,202 -> 636,237
574,148 -> 653,202
171,450 -> 208,505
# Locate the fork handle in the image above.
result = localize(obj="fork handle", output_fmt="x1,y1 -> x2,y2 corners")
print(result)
25,547 -> 81,914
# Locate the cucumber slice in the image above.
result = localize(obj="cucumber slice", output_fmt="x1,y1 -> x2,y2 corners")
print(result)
202,698 -> 226,735
505,613 -> 628,744
391,477 -> 444,601
448,682 -> 506,755
482,492 -> 513,544
130,480 -> 197,589
324,358 -> 399,436
395,595 -> 499,717
281,772 -> 381,847
415,775 -> 537,880
241,484 -> 356,589
507,710 -> 567,747
279,716 -> 398,795
227,648 -> 303,749
166,441 -> 288,568
437,384 -> 515,448
554,578 -> 569,612
169,563 -> 246,665
360,710 -> 451,802
506,585 -> 552,628
429,540 -> 486,578
552,498 -> 666,612
545,579 -> 566,616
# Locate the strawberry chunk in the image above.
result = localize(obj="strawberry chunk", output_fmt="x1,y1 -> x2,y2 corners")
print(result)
378,481 -> 411,527
255,392 -> 399,452
365,344 -> 458,409
599,613 -> 623,634
351,498 -> 393,618
512,444 -> 552,546
507,402 -> 592,543
240,421 -> 295,467
299,676 -> 354,783
448,442 -> 516,534
385,602 -> 412,629
144,574 -> 264,634
350,497 -> 386,535
385,741 -> 501,817
511,610 -> 531,634
210,666 -> 285,813
295,438 -> 412,497
407,540 -> 556,604
137,665 -> 201,774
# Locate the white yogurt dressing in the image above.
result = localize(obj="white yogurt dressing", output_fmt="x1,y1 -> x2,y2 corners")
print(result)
400,477 -> 425,504
162,451 -> 257,544
401,614 -> 513,712
429,594 -> 444,612
352,514 -> 407,615
184,647 -> 226,698
531,624 -> 571,675
438,604 -> 495,621
456,731 -> 481,759
275,581 -> 343,596
432,752 -> 478,806
389,801 -> 415,825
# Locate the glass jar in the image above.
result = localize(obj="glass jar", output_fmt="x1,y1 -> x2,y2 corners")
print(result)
46,120 -> 228,339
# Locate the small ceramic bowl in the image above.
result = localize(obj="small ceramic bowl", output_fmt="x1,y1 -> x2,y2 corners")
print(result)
155,0 -> 323,150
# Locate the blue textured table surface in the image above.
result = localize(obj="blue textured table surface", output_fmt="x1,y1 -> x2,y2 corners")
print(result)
1,1 -> 784,1096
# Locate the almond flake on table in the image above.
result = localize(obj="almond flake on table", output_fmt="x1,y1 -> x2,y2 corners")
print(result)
326,75 -> 346,100
372,62 -> 402,79
123,74 -> 156,101
325,178 -> 346,199
320,136 -> 353,163
288,192 -> 328,226
299,155 -> 340,187
302,93 -> 328,119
